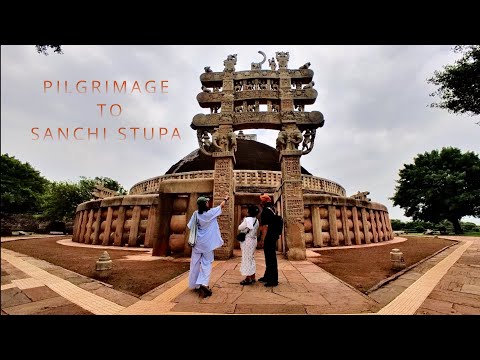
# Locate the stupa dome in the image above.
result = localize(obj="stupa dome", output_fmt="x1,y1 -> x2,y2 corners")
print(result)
165,138 -> 311,175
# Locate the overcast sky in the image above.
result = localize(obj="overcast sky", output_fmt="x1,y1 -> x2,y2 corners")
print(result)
1,45 -> 479,224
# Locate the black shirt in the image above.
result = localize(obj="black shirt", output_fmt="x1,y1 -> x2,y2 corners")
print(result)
260,205 -> 276,227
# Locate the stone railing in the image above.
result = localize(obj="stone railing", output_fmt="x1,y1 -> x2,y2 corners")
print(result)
302,175 -> 346,196
300,194 -> 393,248
234,170 -> 282,187
130,170 -> 346,196
130,171 -> 215,195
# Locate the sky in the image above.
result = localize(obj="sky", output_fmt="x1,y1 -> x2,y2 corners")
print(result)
1,45 -> 479,224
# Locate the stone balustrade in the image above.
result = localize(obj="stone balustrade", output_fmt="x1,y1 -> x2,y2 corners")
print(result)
129,170 -> 345,197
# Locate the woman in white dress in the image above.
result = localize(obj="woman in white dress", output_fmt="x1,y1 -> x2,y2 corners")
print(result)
238,205 -> 260,285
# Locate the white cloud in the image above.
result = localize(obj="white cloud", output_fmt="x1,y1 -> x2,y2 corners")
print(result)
1,45 -> 479,224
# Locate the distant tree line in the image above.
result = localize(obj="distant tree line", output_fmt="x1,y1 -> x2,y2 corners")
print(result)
390,219 -> 479,234
1,153 -> 127,223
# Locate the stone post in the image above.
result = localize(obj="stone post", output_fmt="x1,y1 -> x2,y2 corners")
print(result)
144,204 -> 158,248
91,208 -> 102,245
280,150 -> 306,260
351,207 -> 362,245
128,205 -> 142,247
212,152 -> 235,260
113,206 -> 126,246
361,207 -> 371,244
152,193 -> 173,257
102,207 -> 113,246
370,209 -> 378,243
311,205 -> 323,248
84,209 -> 94,244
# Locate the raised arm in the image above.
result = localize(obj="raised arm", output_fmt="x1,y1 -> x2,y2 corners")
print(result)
219,195 -> 230,209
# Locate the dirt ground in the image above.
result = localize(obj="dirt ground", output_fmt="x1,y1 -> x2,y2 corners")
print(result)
1,237 -> 190,297
1,235 -> 456,297
310,236 -> 457,293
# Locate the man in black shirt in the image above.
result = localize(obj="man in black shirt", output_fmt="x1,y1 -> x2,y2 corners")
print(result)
258,193 -> 280,287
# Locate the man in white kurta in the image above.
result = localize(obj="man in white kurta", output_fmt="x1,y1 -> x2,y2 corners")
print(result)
187,199 -> 225,293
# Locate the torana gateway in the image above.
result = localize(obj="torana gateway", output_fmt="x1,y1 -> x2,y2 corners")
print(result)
72,51 -> 394,261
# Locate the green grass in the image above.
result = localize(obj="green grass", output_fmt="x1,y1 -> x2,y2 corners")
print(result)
461,232 -> 480,237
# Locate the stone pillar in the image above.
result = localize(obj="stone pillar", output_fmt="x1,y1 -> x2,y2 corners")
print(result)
73,211 -> 82,242
212,152 -> 235,260
384,211 -> 392,239
280,150 -> 306,260
361,208 -> 371,244
91,208 -> 102,245
113,206 -> 126,246
84,209 -> 94,244
328,205 -> 338,246
102,207 -> 113,246
144,205 -> 158,248
351,207 -> 361,245
128,206 -> 142,247
370,209 -> 378,243
341,206 -> 351,246
79,210 -> 88,244
375,211 -> 383,241
153,192 -> 173,257
311,205 -> 323,247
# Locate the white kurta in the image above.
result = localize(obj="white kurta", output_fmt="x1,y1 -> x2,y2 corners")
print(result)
187,205 -> 224,289
238,216 -> 259,276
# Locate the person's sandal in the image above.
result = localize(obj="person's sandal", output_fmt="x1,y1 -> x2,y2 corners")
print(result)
240,278 -> 254,285
199,285 -> 212,297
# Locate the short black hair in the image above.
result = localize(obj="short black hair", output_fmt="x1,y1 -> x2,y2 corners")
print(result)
247,205 -> 259,217
198,202 -> 209,214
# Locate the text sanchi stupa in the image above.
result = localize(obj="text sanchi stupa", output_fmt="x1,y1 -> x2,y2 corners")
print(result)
72,51 -> 394,261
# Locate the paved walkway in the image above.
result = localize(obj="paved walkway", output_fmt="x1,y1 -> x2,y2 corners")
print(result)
2,235 -> 479,315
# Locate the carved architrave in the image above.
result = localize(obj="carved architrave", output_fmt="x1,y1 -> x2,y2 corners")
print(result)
196,92 -> 223,105
234,90 -> 278,101
201,69 -> 313,84
192,111 -> 324,130
200,72 -> 224,82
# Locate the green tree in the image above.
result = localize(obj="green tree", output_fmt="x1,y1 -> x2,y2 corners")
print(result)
427,45 -> 480,120
35,45 -> 63,55
461,221 -> 478,232
93,176 -> 127,195
41,176 -> 127,221
0,154 -> 48,214
391,147 -> 480,234
41,181 -> 85,221
79,176 -> 127,195
390,219 -> 406,230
